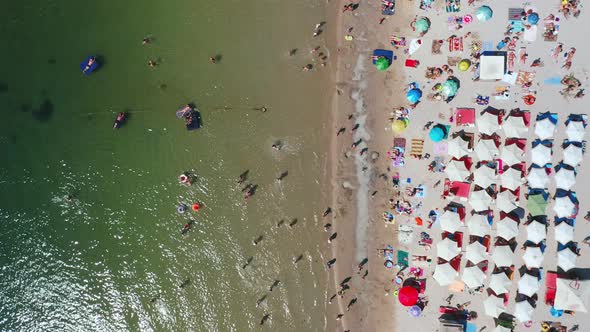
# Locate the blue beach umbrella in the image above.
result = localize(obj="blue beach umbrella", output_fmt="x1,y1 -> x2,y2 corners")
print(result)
550,306 -> 564,317
528,13 -> 540,25
406,88 -> 423,103
476,5 -> 493,22
429,125 -> 446,142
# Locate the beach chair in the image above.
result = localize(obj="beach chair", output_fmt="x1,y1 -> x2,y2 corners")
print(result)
410,139 -> 424,157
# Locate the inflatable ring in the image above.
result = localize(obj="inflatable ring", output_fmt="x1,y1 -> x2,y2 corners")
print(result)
524,94 -> 536,105
192,203 -> 200,211
179,174 -> 188,183
524,321 -> 533,328
177,205 -> 186,214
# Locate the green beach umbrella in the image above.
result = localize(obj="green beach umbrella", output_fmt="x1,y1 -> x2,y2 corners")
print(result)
527,194 -> 548,217
442,79 -> 459,97
415,17 -> 431,33
375,57 -> 390,71
476,5 -> 493,22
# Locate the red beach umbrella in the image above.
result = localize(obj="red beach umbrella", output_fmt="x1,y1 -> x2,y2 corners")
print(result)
398,286 -> 419,306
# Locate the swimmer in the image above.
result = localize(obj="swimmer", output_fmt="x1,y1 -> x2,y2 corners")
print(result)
82,56 -> 96,73
324,223 -> 332,232
237,170 -> 248,184
148,60 -> 157,68
260,314 -> 270,325
272,142 -> 282,150
179,278 -> 191,289
242,256 -> 253,269
142,36 -> 152,45
256,294 -> 267,307
351,123 -> 359,131
269,279 -> 280,291
288,218 -> 298,228
323,207 -> 332,217
253,235 -> 263,246
302,64 -> 313,71
181,220 -> 195,237
209,57 -> 217,64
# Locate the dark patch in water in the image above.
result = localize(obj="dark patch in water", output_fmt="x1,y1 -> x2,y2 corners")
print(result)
20,104 -> 31,113
48,57 -> 56,64
0,82 -> 7,93
32,99 -> 54,122
9,135 -> 17,144
159,83 -> 168,91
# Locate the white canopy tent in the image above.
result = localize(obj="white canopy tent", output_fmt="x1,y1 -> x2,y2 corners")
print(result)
488,272 -> 511,295
467,214 -> 491,237
466,241 -> 488,264
553,196 -> 577,218
501,144 -> 524,166
440,210 -> 462,233
522,246 -> 544,269
473,165 -> 497,188
462,266 -> 486,288
433,263 -> 458,286
492,326 -> 512,332
535,117 -> 556,140
476,139 -> 499,161
557,249 -> 577,272
531,144 -> 552,166
555,167 -> 576,191
497,218 -> 519,241
492,245 -> 514,267
480,53 -> 507,80
437,237 -> 461,261
504,115 -> 529,138
563,144 -> 583,166
514,300 -> 534,322
555,222 -> 574,244
554,278 -> 590,313
526,221 -> 546,244
445,159 -> 471,182
478,112 -> 501,135
501,167 -> 523,190
483,295 -> 505,318
518,273 -> 540,297
527,167 -> 549,189
448,136 -> 471,159
470,190 -> 493,212
566,120 -> 585,142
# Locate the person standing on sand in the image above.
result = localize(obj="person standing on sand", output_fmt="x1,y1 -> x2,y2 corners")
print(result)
329,294 -> 337,303
337,127 -> 346,136
328,232 -> 337,243
327,258 -> 336,269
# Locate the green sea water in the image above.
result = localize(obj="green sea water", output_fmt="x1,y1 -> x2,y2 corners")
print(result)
0,1 -> 332,331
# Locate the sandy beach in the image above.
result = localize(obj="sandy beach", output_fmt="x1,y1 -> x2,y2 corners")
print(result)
326,0 -> 590,331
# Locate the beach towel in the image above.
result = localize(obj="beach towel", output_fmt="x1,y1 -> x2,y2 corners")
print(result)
470,39 -> 482,52
410,139 -> 424,157
397,250 -> 409,267
390,35 -> 407,47
448,36 -> 463,52
508,8 -> 524,20
445,0 -> 460,13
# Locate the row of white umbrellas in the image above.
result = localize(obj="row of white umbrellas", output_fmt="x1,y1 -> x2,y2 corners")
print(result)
530,143 -> 584,167
478,112 -> 530,138
534,116 -> 586,141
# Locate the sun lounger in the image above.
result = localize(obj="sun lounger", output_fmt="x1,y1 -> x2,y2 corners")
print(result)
410,139 -> 424,157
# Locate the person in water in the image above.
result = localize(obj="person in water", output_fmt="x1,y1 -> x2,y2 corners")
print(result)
82,56 -> 96,74
142,36 -> 152,45
181,220 -> 195,237
148,60 -> 157,68
209,56 -> 217,64
113,112 -> 125,129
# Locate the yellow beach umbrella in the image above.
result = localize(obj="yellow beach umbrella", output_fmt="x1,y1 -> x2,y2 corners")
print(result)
458,59 -> 471,71
392,119 -> 408,133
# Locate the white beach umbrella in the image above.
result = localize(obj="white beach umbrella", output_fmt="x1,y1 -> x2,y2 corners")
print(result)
492,245 -> 514,267
531,144 -> 552,166
555,167 -> 576,191
440,210 -> 462,233
503,115 -> 529,138
474,165 -> 497,188
526,221 -> 546,244
518,273 -> 540,297
527,167 -> 549,189
470,190 -> 493,212
501,144 -> 524,166
496,190 -> 518,213
566,120 -> 585,142
437,237 -> 461,261
467,214 -> 491,237
445,159 -> 470,181
448,136 -> 471,159
558,249 -> 577,272
476,139 -> 499,161
492,326 -> 512,332
488,272 -> 511,295
433,262 -> 458,286
514,300 -> 534,322
497,218 -> 519,241
483,295 -> 505,318
522,246 -> 544,269
535,118 -> 556,140
554,278 -> 589,313
563,144 -> 583,166
555,222 -> 574,244
553,196 -> 576,218
478,112 -> 500,135
501,167 -> 523,190
462,266 -> 486,288
466,241 -> 488,264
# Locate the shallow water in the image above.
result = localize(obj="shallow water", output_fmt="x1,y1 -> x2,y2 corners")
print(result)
0,1 -> 331,331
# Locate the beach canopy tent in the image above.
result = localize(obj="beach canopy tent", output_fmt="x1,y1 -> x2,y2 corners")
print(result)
501,143 -> 524,166
557,248 -> 577,272
467,214 -> 491,237
479,51 -> 507,80
448,136 -> 471,159
492,245 -> 514,267
500,167 -> 523,191
563,144 -> 584,166
474,165 -> 496,189
497,218 -> 519,240
483,295 -> 505,318
553,196 -> 577,218
476,5 -> 493,21
496,191 -> 517,213
531,144 -> 552,166
489,272 -> 511,295
407,88 -> 423,103
466,241 -> 488,264
527,167 -> 549,189
470,190 -> 493,212
440,210 -> 462,233
526,221 -> 546,244
522,246 -> 544,269
514,300 -> 534,322
503,114 -> 529,138
535,117 -> 556,140
445,159 -> 470,182
554,278 -> 590,313
437,237 -> 461,261
478,111 -> 500,135
555,222 -> 574,244
475,139 -> 499,161
433,262 -> 458,286
462,266 -> 485,288
555,167 -> 576,190
398,286 -> 419,306
527,192 -> 548,217
415,17 -> 431,33
518,273 -> 540,297
429,124 -> 448,142
566,120 -> 585,141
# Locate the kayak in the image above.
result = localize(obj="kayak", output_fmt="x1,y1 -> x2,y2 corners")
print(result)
80,55 -> 99,75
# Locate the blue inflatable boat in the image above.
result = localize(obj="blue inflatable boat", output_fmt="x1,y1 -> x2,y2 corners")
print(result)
80,56 -> 99,75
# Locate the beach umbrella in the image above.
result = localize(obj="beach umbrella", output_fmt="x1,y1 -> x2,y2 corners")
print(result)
415,17 -> 431,33
526,221 -> 546,244
466,241 -> 488,264
492,245 -> 514,267
442,79 -> 459,97
522,246 -> 544,269
392,119 -> 408,133
462,266 -> 485,288
429,125 -> 446,142
501,144 -> 524,166
475,139 -> 499,161
433,263 -> 458,286
492,327 -> 512,332
440,210 -> 462,233
496,191 -> 518,213
478,112 -> 500,135
555,167 -> 576,190
518,273 -> 540,297
483,295 -> 505,318
531,144 -> 552,166
528,12 -> 540,25
458,59 -> 471,71
488,273 -> 511,295
527,193 -> 548,217
436,237 -> 460,261
554,196 -> 576,218
408,39 -> 423,55
408,305 -> 422,317
448,136 -> 471,159
535,118 -> 556,140
476,5 -> 493,22
501,167 -> 523,191
474,165 -> 496,189
514,300 -> 534,322
470,190 -> 493,212
375,57 -> 390,71
503,115 -> 529,138
406,88 -> 422,103
555,222 -> 574,244
467,214 -> 491,237
563,144 -> 583,166
398,286 -> 419,306
527,167 -> 549,189
566,121 -> 585,142
445,160 -> 470,181
554,278 -> 589,313
497,218 -> 519,240
558,249 -> 577,272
